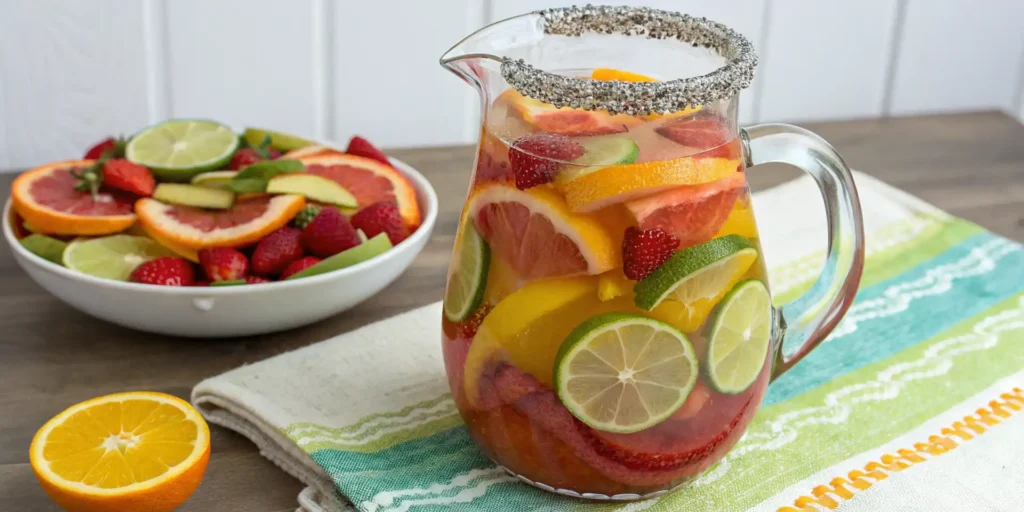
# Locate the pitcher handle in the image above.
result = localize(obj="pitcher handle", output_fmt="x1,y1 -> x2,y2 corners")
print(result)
740,124 -> 866,380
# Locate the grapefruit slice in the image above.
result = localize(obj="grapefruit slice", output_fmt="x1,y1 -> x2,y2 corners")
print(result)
625,173 -> 746,249
655,114 -> 742,161
466,184 -> 625,281
12,160 -> 137,236
299,154 -> 421,229
135,194 -> 305,249
282,145 -> 344,160
496,89 -> 643,136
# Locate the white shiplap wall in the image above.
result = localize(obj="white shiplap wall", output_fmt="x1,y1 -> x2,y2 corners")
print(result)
1,0 -> 1023,169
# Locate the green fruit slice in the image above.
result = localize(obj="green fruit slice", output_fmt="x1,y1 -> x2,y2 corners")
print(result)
443,224 -> 490,322
244,128 -> 315,152
705,280 -> 772,394
266,174 -> 357,208
210,279 -> 246,286
634,234 -> 758,313
126,120 -> 239,181
191,171 -> 238,189
557,135 -> 640,182
555,313 -> 698,434
63,235 -> 179,281
286,233 -> 392,280
20,234 -> 68,264
153,184 -> 235,210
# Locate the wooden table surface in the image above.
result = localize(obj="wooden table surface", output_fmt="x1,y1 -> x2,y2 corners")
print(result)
1,111 -> 1022,511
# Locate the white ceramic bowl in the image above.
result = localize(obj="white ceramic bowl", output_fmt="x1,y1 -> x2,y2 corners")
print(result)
3,158 -> 438,338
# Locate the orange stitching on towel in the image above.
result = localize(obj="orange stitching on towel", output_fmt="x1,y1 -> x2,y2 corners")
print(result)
777,387 -> 1023,512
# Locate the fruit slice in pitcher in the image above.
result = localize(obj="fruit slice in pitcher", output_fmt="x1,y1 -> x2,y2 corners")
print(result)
496,89 -> 642,136
467,184 -> 624,280
555,313 -> 699,434
705,280 -> 772,394
625,172 -> 745,248
12,161 -> 137,236
301,154 -> 421,229
443,224 -> 490,322
136,194 -> 305,249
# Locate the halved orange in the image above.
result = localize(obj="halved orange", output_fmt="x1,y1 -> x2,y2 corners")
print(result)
136,194 -> 305,249
466,184 -> 626,280
12,160 -> 137,235
30,391 -> 210,512
299,154 -> 421,229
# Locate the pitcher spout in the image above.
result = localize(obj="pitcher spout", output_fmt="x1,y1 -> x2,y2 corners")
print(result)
440,12 -> 544,88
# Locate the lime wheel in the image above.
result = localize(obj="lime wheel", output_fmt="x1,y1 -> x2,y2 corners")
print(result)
12,160 -> 136,235
299,154 -> 420,229
135,194 -> 305,249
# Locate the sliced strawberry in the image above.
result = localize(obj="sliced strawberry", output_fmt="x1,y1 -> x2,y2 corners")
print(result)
621,227 -> 679,280
508,132 -> 584,190
84,137 -> 117,160
129,257 -> 196,286
251,227 -> 304,275
102,159 -> 155,197
198,247 -> 249,281
345,136 -> 392,167
280,256 -> 322,279
350,201 -> 408,245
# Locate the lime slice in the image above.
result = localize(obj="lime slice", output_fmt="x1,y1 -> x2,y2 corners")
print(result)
634,234 -> 758,324
126,120 -> 239,181
63,235 -> 179,281
286,233 -> 392,280
555,313 -> 698,433
705,280 -> 772,394
443,225 -> 490,322
20,234 -> 68,264
558,135 -> 640,182
244,127 -> 315,152
191,171 -> 238,189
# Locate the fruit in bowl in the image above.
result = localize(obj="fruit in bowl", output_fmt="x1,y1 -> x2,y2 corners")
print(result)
4,120 -> 438,337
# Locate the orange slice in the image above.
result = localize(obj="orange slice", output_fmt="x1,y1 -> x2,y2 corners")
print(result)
555,154 -> 739,212
299,154 -> 421,229
466,184 -> 626,280
12,160 -> 137,236
136,194 -> 305,249
30,391 -> 210,512
590,68 -> 702,119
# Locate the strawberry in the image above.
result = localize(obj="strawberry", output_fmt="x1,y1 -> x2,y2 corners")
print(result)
198,247 -> 249,282
622,227 -> 679,280
245,275 -> 272,284
102,159 -> 155,196
129,257 -> 196,286
345,136 -> 391,167
251,227 -> 304,275
301,207 -> 361,257
280,256 -> 322,279
228,135 -> 281,170
193,280 -> 211,287
83,136 -> 127,160
474,152 -> 514,185
508,132 -> 584,190
293,204 -> 323,229
350,201 -> 408,245
454,304 -> 493,340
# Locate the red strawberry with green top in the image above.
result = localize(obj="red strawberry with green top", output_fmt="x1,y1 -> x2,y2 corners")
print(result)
198,247 -> 249,282
102,159 -> 155,197
129,257 -> 196,286
228,135 -> 281,170
251,227 -> 304,275
345,136 -> 391,167
301,207 -> 361,257
622,227 -> 679,280
350,201 -> 408,245
83,136 -> 128,160
509,132 -> 585,190
280,256 -> 322,279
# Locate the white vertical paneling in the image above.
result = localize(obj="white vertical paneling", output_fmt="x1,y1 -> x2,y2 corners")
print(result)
165,0 -> 320,139
890,0 -> 1024,115
331,1 -> 483,149
758,0 -> 899,122
0,0 -> 151,168
489,0 -> 767,124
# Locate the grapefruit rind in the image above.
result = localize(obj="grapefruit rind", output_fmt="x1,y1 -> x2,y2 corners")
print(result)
465,184 -> 624,278
496,89 -> 643,136
12,160 -> 137,236
298,154 -> 421,229
135,194 -> 306,249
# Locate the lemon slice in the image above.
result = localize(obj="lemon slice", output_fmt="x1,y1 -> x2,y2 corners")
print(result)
63,235 -> 179,281
555,313 -> 698,433
706,280 -> 773,394
443,224 -> 490,322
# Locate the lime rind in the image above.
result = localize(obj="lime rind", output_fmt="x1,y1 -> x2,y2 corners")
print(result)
126,119 -> 239,180
634,234 -> 756,311
705,279 -> 772,394
555,313 -> 698,434
558,135 -> 640,183
286,233 -> 393,280
443,224 -> 490,322
63,235 -> 179,281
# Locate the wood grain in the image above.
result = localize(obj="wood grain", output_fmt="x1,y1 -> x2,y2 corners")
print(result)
0,112 -> 1022,511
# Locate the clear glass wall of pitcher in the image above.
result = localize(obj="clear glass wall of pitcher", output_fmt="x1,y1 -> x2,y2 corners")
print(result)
439,6 -> 865,499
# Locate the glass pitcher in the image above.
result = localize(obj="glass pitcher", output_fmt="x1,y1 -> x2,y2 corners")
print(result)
438,5 -> 865,499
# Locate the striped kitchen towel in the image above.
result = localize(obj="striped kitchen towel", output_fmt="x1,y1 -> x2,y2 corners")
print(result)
192,172 -> 1024,511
